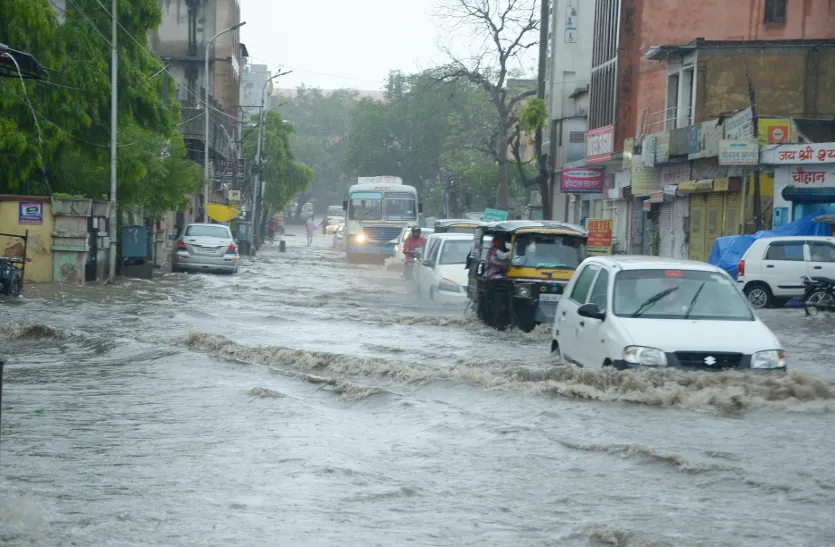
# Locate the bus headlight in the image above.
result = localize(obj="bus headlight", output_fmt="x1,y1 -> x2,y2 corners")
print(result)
354,233 -> 367,244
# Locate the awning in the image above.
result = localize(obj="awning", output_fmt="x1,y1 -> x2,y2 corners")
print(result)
207,203 -> 241,223
782,186 -> 835,204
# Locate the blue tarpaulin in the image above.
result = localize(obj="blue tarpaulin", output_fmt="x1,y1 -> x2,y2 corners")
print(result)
708,213 -> 832,279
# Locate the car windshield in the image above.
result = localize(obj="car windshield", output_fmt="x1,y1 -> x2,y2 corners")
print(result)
185,225 -> 230,238
328,206 -> 343,217
349,192 -> 382,220
439,240 -> 472,265
510,233 -> 585,269
383,193 -> 417,221
613,269 -> 755,320
445,226 -> 477,234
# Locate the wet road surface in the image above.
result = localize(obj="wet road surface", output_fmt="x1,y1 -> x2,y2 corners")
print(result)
1,226 -> 834,546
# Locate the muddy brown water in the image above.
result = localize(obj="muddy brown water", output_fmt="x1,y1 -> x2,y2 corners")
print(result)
1,228 -> 834,546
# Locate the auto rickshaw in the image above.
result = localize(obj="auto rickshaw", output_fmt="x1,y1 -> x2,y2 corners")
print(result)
465,221 -> 588,332
433,219 -> 481,235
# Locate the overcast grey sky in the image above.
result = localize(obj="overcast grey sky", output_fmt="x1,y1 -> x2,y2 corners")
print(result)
240,0 -> 445,91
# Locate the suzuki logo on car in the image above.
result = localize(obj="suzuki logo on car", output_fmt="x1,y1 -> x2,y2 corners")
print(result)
704,356 -> 717,366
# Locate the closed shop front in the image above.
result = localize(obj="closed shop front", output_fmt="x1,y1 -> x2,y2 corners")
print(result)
615,200 -> 628,253
680,178 -> 743,262
630,197 -> 646,254
671,196 -> 689,259
657,201 -> 673,257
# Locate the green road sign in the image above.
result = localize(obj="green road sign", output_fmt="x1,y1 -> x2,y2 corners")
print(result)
482,208 -> 508,222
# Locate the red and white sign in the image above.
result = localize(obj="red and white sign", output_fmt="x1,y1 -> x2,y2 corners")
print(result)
585,125 -> 615,164
660,163 -> 691,185
560,168 -> 605,193
761,143 -> 835,165
768,125 -> 789,144
788,165 -> 835,187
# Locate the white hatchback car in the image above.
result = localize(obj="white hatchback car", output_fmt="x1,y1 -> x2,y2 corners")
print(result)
417,233 -> 472,303
737,236 -> 835,308
551,256 -> 786,371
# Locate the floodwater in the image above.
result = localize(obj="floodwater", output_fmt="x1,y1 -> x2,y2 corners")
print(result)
1,225 -> 834,546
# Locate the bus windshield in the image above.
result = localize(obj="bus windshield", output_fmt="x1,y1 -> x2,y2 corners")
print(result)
349,192 -> 382,220
383,192 -> 417,221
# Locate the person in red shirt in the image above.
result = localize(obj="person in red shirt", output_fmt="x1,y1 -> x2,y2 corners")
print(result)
402,226 -> 427,266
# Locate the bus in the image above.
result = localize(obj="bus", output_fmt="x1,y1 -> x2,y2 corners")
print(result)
342,177 -> 421,262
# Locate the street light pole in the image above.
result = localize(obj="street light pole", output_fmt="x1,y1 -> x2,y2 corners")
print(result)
108,0 -> 118,283
203,21 -> 246,223
253,70 -> 291,247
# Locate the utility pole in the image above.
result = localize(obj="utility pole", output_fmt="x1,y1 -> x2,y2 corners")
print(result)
535,0 -> 551,219
108,0 -> 118,283
743,46 -> 762,232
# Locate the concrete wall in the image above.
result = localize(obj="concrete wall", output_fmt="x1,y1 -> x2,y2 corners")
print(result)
621,0 -> 835,143
695,49 -> 835,121
212,0 -> 242,116
0,196 -> 54,283
547,0 -> 595,120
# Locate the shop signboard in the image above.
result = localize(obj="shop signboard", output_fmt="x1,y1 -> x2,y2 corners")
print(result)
648,190 -> 665,203
586,125 -> 615,163
561,168 -> 605,193
661,163 -> 690,185
725,107 -> 754,140
718,140 -> 759,166
655,131 -> 670,164
787,165 -> 835,187
585,219 -> 613,255
227,190 -> 241,203
622,138 -> 634,170
630,163 -> 660,196
761,143 -> 835,165
759,118 -> 792,145
688,120 -> 722,159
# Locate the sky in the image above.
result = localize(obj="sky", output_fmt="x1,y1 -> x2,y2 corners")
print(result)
240,0 -> 448,91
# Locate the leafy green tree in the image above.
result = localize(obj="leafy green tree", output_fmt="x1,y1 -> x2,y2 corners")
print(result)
0,0 -> 202,216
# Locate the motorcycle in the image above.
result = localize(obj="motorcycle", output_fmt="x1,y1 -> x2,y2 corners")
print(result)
402,250 -> 422,282
802,275 -> 835,316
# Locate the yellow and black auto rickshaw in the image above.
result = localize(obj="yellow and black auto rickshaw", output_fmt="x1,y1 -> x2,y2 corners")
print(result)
465,221 -> 588,332
433,219 -> 481,235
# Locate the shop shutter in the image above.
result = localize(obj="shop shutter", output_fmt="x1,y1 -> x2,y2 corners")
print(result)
723,191 -> 741,236
704,192 -> 726,262
672,196 -> 689,259
658,202 -> 673,257
615,200 -> 628,254
631,198 -> 645,255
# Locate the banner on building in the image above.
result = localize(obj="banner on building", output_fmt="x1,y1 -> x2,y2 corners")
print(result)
622,138 -> 634,170
585,219 -> 613,255
718,140 -> 759,166
787,165 -> 835,187
761,143 -> 835,165
586,125 -> 615,163
630,163 -> 660,196
661,163 -> 691,185
655,132 -> 671,164
688,120 -> 722,159
724,107 -> 754,140
561,168 -> 604,193
641,134 -> 657,168
759,119 -> 792,145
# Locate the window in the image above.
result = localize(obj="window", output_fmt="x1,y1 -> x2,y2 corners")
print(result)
382,192 -> 417,221
588,268 -> 610,310
425,239 -> 442,264
765,0 -> 787,23
808,242 -> 835,263
765,241 -> 804,261
569,131 -> 585,144
348,192 -> 382,220
511,233 -> 586,269
612,269 -> 753,321
570,265 -> 598,304
439,240 -> 472,265
185,225 -> 230,238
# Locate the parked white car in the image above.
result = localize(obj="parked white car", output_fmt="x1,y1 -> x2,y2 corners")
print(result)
737,236 -> 835,308
551,256 -> 785,371
417,233 -> 472,303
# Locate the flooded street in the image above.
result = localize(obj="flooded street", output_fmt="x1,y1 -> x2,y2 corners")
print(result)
2,226 -> 835,546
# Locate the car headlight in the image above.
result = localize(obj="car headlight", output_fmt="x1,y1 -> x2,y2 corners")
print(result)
355,233 -> 367,243
751,350 -> 786,369
514,283 -> 533,298
623,346 -> 668,367
438,279 -> 460,293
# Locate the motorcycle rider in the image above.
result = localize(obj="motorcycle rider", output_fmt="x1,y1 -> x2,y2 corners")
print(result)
402,226 -> 427,277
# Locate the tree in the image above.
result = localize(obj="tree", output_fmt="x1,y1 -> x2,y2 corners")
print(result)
0,0 -> 202,215
243,110 -> 314,215
435,0 -> 540,210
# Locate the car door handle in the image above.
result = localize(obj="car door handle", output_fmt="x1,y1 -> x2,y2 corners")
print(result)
766,265 -> 774,268
814,266 -> 823,270
561,311 -> 566,317
579,321 -> 585,327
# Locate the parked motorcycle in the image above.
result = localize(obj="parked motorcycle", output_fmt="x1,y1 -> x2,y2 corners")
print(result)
802,275 -> 835,316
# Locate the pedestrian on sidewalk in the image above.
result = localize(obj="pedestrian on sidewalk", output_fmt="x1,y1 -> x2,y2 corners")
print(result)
267,216 -> 278,242
305,217 -> 315,246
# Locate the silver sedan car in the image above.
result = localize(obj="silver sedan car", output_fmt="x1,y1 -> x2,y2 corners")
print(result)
171,223 -> 239,274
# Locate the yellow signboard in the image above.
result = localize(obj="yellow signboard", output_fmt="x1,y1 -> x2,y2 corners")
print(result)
585,218 -> 613,255
631,163 -> 660,196
758,118 -> 793,146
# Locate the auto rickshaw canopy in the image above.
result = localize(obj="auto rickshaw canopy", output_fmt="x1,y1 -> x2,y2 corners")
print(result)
481,220 -> 588,239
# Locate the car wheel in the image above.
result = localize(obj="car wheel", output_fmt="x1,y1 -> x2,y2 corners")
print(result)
550,339 -> 562,359
744,282 -> 773,309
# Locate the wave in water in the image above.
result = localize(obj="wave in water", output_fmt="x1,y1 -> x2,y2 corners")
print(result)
558,441 -> 733,474
176,331 -> 835,413
0,323 -> 64,340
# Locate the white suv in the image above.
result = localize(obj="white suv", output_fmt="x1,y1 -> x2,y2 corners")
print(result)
737,236 -> 835,308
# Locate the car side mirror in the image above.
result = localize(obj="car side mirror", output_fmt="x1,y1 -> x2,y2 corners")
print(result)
418,203 -> 424,214
577,303 -> 605,320
342,200 -> 347,210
